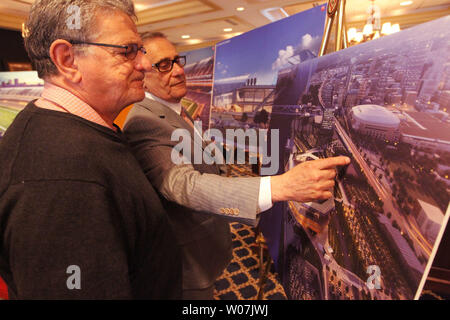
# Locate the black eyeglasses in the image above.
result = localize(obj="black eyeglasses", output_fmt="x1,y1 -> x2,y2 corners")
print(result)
152,56 -> 186,72
68,40 -> 147,60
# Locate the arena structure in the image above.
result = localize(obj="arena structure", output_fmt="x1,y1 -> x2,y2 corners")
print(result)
350,104 -> 401,142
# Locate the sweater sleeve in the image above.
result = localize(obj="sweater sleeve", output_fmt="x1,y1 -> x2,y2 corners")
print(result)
3,180 -> 132,299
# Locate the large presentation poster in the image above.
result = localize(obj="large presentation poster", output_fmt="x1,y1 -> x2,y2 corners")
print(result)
180,46 -> 215,131
210,4 -> 450,299
210,5 -> 327,144
272,16 -> 449,300
209,5 -> 327,277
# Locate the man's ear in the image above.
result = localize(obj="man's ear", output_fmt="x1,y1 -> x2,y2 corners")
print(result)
49,39 -> 82,83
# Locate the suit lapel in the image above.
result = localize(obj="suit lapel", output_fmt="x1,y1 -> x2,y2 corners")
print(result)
136,98 -> 184,128
137,98 -> 206,151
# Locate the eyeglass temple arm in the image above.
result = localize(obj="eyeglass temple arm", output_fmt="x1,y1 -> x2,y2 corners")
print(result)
68,40 -> 127,49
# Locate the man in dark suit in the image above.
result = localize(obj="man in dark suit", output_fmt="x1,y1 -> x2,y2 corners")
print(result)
123,32 -> 349,299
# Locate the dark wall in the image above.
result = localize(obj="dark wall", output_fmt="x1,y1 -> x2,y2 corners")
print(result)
0,28 -> 32,71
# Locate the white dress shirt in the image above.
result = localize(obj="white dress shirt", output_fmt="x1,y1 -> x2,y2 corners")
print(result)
145,92 -> 273,213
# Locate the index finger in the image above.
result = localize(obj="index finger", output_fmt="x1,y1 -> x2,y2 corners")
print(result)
314,156 -> 350,170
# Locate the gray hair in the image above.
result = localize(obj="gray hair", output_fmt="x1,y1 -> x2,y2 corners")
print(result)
140,31 -> 167,43
24,0 -> 136,79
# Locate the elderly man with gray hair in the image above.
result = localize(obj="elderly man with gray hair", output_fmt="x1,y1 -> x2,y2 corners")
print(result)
0,0 -> 181,299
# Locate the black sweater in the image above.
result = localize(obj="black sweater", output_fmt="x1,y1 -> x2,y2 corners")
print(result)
0,102 -> 181,299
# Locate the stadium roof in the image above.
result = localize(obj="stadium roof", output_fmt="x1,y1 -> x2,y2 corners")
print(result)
352,105 -> 400,128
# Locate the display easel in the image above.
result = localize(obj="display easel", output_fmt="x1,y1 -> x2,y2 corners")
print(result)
256,230 -> 271,300
319,0 -> 348,56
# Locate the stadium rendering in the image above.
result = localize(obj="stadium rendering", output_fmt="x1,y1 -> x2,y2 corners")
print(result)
350,105 -> 401,142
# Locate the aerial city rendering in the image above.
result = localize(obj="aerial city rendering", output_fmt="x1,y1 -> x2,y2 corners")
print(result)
211,14 -> 450,299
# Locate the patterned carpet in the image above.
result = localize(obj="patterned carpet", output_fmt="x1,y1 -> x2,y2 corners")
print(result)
213,164 -> 287,300
213,222 -> 287,300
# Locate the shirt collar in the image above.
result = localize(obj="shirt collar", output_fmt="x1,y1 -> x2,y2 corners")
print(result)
37,82 -> 115,131
145,92 -> 182,116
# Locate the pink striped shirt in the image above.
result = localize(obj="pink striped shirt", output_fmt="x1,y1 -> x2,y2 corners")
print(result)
35,82 -> 115,130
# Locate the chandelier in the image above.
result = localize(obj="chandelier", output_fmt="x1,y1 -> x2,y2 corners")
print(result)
347,0 -> 401,45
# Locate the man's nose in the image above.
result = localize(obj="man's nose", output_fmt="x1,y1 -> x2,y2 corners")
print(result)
172,61 -> 185,76
135,51 -> 152,71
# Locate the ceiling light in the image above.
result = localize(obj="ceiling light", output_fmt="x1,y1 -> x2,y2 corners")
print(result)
236,7 -> 245,12
347,28 -> 357,41
134,3 -> 149,11
186,39 -> 202,45
391,24 -> 401,33
363,24 -> 373,36
181,35 -> 190,39
400,1 -> 413,6
223,28 -> 233,32
261,7 -> 289,22
381,22 -> 392,35
354,32 -> 363,43
22,22 -> 30,38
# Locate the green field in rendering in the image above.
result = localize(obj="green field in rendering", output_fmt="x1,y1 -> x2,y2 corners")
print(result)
0,106 -> 19,131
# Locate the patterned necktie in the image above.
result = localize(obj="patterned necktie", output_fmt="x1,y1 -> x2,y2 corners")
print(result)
180,106 -> 194,129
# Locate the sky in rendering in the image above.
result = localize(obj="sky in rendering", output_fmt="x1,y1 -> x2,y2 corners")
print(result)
213,5 -> 327,85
